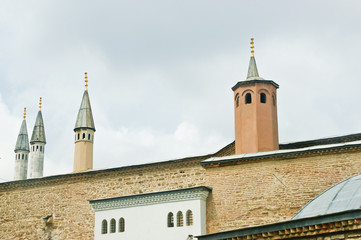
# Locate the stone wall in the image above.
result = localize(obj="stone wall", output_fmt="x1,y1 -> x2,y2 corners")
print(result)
2,146 -> 361,239
0,157 -> 206,240
205,149 -> 361,233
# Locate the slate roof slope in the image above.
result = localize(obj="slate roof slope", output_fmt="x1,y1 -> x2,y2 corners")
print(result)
30,111 -> 46,143
74,90 -> 95,131
14,120 -> 30,152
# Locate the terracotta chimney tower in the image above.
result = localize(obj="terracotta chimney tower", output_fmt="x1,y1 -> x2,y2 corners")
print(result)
232,38 -> 279,154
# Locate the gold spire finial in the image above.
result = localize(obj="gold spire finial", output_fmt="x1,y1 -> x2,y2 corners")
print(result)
250,38 -> 255,57
85,72 -> 88,90
23,108 -> 26,120
39,97 -> 42,111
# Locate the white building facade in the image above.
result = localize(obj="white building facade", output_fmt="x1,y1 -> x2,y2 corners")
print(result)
90,186 -> 211,240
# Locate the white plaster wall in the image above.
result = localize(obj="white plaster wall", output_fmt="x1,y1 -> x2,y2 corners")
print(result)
30,143 -> 45,178
94,199 -> 206,240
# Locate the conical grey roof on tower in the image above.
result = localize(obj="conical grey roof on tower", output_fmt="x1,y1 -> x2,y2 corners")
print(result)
246,38 -> 264,81
31,110 -> 46,144
15,109 -> 30,152
74,73 -> 96,132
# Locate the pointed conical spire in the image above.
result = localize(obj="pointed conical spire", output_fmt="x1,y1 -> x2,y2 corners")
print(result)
74,72 -> 96,131
246,38 -> 264,80
30,98 -> 46,144
15,108 -> 30,152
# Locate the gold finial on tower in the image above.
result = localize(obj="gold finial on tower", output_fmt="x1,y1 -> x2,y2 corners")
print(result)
250,38 -> 255,57
85,72 -> 88,91
39,97 -> 42,111
23,108 -> 26,120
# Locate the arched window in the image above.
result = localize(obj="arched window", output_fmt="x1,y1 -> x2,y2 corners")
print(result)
22,154 -> 24,160
36,145 -> 39,151
245,93 -> 252,104
177,211 -> 183,227
167,212 -> 174,227
40,146 -> 43,152
186,210 -> 193,226
260,93 -> 266,103
88,134 -> 91,140
119,218 -> 125,232
101,220 -> 108,234
235,93 -> 240,107
77,133 -> 80,140
110,218 -> 116,233
82,133 -> 86,139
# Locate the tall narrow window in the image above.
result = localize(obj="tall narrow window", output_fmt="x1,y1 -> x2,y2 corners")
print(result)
177,211 -> 183,227
167,212 -> 174,227
36,145 -> 39,151
235,93 -> 240,107
77,133 -> 80,140
101,220 -> 108,234
245,93 -> 252,104
82,133 -> 86,139
186,210 -> 193,226
40,146 -> 43,152
25,154 -> 27,160
119,218 -> 125,232
110,218 -> 116,233
88,134 -> 91,140
260,93 -> 266,103
22,154 -> 24,159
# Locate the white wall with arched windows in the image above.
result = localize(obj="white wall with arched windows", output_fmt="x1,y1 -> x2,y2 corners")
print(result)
90,186 -> 210,240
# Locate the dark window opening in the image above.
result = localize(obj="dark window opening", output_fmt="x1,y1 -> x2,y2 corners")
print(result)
40,146 -> 43,152
110,219 -> 116,233
82,133 -> 85,139
260,93 -> 266,103
168,212 -> 174,227
77,133 -> 80,140
177,211 -> 184,227
186,210 -> 193,226
119,218 -> 125,232
22,154 -> 24,159
88,134 -> 90,140
245,93 -> 252,104
101,220 -> 107,234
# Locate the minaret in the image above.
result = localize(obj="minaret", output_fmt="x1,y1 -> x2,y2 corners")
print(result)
29,98 -> 46,178
232,38 -> 279,154
73,72 -> 96,172
14,108 -> 30,180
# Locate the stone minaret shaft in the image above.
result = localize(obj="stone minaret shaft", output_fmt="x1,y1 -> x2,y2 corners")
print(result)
30,98 -> 46,178
232,38 -> 279,154
73,72 -> 96,172
14,108 -> 30,180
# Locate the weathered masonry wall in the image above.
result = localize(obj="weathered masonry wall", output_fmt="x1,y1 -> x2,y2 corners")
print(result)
0,157 -> 206,240
205,149 -> 361,233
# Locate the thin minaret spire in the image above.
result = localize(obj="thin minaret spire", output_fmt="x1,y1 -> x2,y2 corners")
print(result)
14,108 -> 30,180
73,72 -> 96,172
30,97 -> 46,178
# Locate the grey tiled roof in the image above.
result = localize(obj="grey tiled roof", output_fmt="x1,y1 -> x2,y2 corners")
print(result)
30,111 -> 46,143
14,120 -> 30,152
74,90 -> 95,131
293,173 -> 361,219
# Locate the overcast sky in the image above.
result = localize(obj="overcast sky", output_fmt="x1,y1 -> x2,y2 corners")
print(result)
1,0 -> 361,182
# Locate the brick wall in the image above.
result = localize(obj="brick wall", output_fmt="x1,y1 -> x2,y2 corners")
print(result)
0,157 -> 206,240
205,150 -> 361,233
2,148 -> 361,239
